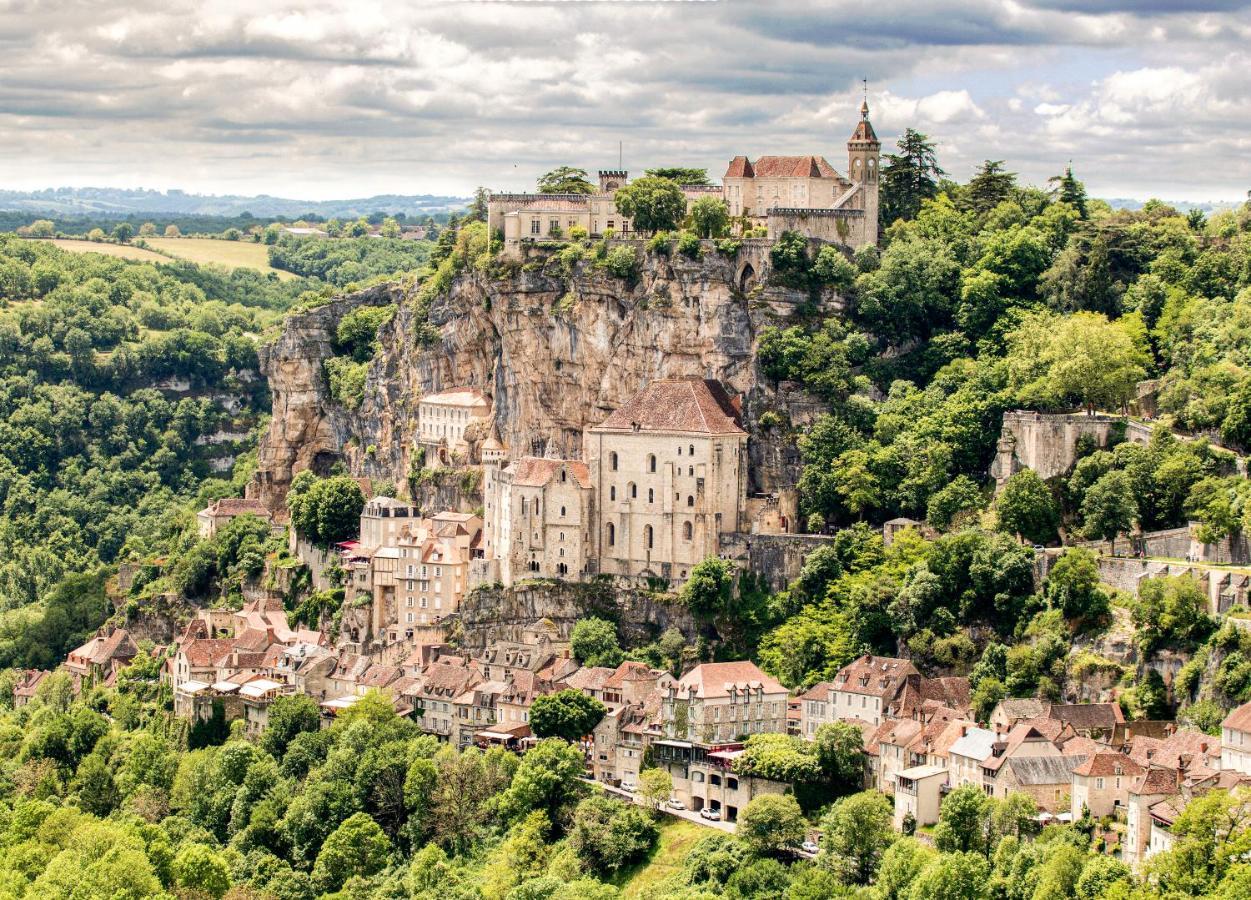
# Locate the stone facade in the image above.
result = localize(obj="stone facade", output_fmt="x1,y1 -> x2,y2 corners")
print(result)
416,387 -> 491,466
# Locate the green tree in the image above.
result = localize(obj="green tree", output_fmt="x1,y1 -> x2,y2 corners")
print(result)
260,693 -> 321,758
1081,469 -> 1139,552
645,167 -> 710,184
812,245 -> 857,290
966,160 -> 1017,215
927,475 -> 984,532
312,811 -> 391,893
530,689 -> 606,742
736,794 -> 806,856
28,218 -> 55,237
112,222 -> 135,243
73,752 -> 120,817
639,767 -> 673,810
612,176 -> 687,234
1006,311 -> 1147,413
1050,166 -> 1088,218
909,851 -> 990,900
287,474 -> 366,547
380,217 -> 401,238
995,469 -> 1058,544
468,186 -> 490,222
568,794 -> 658,874
820,790 -> 895,883
813,721 -> 866,793
880,128 -> 944,225
173,842 -> 231,898
681,556 -> 735,618
1043,548 -> 1110,625
570,617 -> 625,668
498,738 -> 587,822
877,837 -> 937,900
537,166 -> 595,194
933,784 -> 992,855
689,196 -> 730,238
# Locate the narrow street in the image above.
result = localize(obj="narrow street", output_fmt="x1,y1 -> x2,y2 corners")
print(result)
583,778 -> 738,834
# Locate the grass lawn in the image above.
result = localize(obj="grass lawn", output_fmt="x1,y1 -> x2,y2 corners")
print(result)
49,239 -> 168,263
143,237 -> 299,280
614,816 -> 707,898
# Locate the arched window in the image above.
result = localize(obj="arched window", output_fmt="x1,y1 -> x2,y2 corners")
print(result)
688,466 -> 694,476
557,562 -> 568,575
610,452 -> 619,471
678,446 -> 683,456
560,506 -> 566,517
687,495 -> 694,507
648,454 -> 657,473
644,525 -> 654,549
630,482 -> 637,499
648,488 -> 654,504
689,444 -> 694,456
610,485 -> 616,501
560,469 -> 567,483
606,523 -> 615,546
683,521 -> 693,540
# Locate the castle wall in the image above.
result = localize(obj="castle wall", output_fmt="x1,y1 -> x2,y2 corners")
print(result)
766,208 -> 867,249
719,531 -> 836,591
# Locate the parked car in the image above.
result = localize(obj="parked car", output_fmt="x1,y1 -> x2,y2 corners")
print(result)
667,798 -> 686,811
801,840 -> 819,854
619,781 -> 635,793
700,807 -> 721,821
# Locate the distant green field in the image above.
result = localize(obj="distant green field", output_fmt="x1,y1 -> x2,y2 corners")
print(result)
614,816 -> 707,898
49,239 -> 168,263
144,237 -> 298,280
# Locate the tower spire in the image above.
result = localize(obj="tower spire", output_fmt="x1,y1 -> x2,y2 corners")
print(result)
860,78 -> 870,119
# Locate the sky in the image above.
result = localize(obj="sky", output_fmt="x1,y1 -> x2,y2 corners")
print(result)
1,0 -> 1249,202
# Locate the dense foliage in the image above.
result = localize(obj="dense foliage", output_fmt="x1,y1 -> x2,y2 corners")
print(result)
268,235 -> 432,287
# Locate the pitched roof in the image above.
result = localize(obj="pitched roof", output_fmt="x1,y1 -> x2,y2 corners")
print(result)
849,118 -> 879,144
1129,766 -> 1180,796
747,155 -> 840,179
983,724 -> 1060,772
590,378 -> 745,436
200,498 -> 271,518
724,156 -> 754,178
833,655 -> 919,698
1222,700 -> 1251,732
996,698 -> 1049,721
1005,755 -> 1082,786
605,661 -> 662,689
1073,752 -> 1145,778
1047,702 -> 1124,731
181,638 -> 235,668
949,726 -> 998,762
504,457 -> 593,490
674,661 -> 786,699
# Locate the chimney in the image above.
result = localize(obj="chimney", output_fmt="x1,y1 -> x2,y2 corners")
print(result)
961,724 -> 968,737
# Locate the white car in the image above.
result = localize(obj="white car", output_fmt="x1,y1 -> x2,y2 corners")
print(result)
619,781 -> 636,793
700,807 -> 721,821
667,798 -> 686,811
801,840 -> 819,854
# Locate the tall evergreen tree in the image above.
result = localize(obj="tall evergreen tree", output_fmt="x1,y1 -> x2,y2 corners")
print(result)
966,160 -> 1016,215
879,129 -> 944,226
1050,165 -> 1088,218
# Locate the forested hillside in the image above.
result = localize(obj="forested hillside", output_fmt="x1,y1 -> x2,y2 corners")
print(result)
0,236 -> 309,668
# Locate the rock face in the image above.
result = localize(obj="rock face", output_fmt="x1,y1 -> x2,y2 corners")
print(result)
250,248 -> 839,512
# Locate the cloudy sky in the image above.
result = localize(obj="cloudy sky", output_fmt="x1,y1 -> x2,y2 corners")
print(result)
2,0 -> 1249,202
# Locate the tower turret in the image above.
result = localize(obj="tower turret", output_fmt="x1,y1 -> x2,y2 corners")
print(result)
847,98 -> 881,244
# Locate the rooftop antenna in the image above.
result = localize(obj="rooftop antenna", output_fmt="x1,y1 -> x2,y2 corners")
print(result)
618,141 -> 623,170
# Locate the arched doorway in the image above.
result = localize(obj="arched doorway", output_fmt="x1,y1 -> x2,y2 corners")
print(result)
738,263 -> 756,292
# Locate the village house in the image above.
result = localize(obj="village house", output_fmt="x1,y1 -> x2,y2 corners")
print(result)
65,628 -> 138,690
894,764 -> 948,830
12,669 -> 50,708
1221,700 -> 1251,774
196,497 -> 272,539
948,725 -> 998,790
388,511 -> 483,635
979,723 -> 1066,802
1124,766 -> 1180,867
827,655 -> 921,728
1071,752 -> 1146,820
415,388 -> 492,466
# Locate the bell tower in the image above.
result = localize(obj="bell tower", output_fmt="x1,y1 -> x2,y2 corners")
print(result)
847,94 -> 881,244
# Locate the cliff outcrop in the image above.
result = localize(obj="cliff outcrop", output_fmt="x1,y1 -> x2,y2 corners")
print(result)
250,246 -> 841,511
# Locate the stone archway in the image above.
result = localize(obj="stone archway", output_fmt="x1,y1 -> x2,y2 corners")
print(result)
737,263 -> 757,292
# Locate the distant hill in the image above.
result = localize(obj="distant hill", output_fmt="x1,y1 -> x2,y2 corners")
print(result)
0,186 -> 470,219
1102,197 -> 1243,214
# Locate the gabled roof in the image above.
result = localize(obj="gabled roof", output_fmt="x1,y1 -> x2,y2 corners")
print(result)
674,661 -> 786,700
1073,752 -> 1145,778
590,378 -> 745,437
743,155 -> 840,179
1129,766 -> 1179,797
949,726 -> 997,762
833,655 -> 919,698
1005,755 -> 1082,786
1222,700 -> 1251,732
1047,702 -> 1124,731
504,457 -> 593,490
724,156 -> 754,178
996,698 -> 1048,721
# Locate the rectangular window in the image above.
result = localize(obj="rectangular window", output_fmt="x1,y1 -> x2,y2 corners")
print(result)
530,218 -> 540,235
549,218 -> 559,234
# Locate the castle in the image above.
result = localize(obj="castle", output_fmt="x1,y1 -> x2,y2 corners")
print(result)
487,102 -> 881,256
480,377 -> 749,586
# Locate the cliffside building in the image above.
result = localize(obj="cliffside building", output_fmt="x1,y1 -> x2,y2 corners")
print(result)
416,388 -> 491,466
480,377 -> 747,587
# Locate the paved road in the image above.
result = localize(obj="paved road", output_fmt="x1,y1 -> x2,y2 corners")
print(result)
583,778 -> 737,834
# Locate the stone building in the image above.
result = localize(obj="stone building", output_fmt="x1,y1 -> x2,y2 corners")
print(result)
586,377 -> 748,583
481,456 -> 594,584
488,170 -> 637,257
359,496 -> 420,550
416,388 -> 491,466
724,99 -> 880,247
1071,752 -> 1145,820
388,512 -> 483,635
196,497 -> 272,538
1222,701 -> 1251,774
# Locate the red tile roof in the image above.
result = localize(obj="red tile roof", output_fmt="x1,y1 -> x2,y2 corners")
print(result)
732,155 -> 840,179
591,378 -> 745,436
1222,700 -> 1251,732
675,661 -> 786,699
1073,752 -> 1145,778
833,655 -> 919,699
725,156 -> 753,178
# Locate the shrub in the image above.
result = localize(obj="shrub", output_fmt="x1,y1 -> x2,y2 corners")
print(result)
602,246 -> 638,279
647,231 -> 673,255
676,230 -> 702,259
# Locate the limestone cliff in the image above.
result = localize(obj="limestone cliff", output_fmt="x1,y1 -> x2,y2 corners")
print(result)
250,246 -> 840,511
